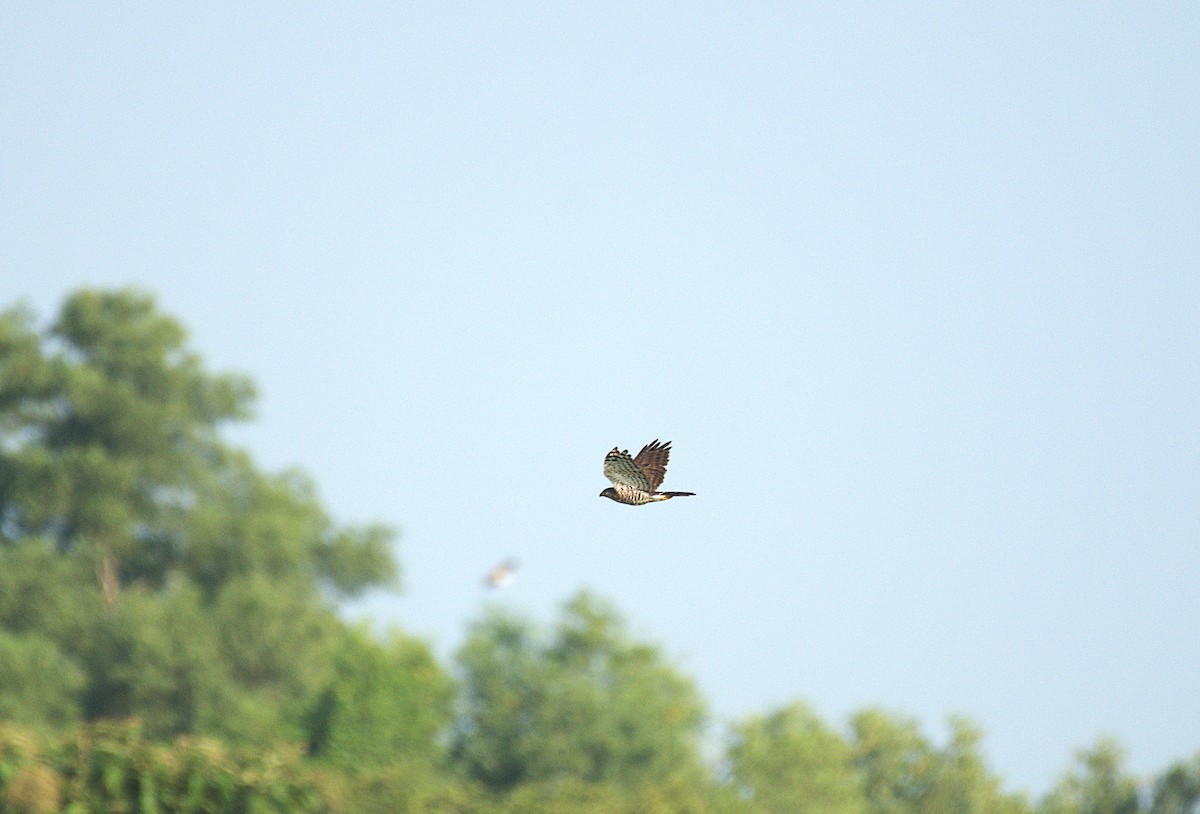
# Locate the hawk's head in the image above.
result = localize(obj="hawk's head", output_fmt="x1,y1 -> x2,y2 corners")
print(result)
599,487 -> 619,501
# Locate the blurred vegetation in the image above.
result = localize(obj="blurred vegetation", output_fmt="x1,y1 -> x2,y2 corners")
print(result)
0,289 -> 1197,814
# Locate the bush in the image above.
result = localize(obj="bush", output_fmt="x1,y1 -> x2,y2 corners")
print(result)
0,632 -> 85,729
0,720 -> 331,814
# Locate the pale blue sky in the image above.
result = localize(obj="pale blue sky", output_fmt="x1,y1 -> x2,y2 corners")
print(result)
3,3 -> 1198,795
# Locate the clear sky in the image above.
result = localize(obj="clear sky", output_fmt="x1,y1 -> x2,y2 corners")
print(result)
3,3 -> 1197,795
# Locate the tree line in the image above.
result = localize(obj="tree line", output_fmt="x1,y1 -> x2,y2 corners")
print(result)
0,289 -> 1195,814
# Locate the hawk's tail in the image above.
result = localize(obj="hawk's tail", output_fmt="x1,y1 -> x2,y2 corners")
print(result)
655,491 -> 696,500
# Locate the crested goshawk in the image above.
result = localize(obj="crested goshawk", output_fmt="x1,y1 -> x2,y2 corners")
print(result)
599,439 -> 695,505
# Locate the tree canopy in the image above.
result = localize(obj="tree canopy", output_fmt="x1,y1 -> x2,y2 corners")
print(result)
0,288 -> 431,753
0,288 -> 1196,814
451,592 -> 707,792
0,289 -> 395,601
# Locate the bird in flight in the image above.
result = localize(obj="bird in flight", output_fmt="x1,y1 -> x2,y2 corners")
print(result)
484,558 -> 518,589
600,439 -> 695,505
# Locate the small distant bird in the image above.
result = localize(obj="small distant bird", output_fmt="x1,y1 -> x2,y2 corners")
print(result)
600,439 -> 695,505
484,559 -> 518,589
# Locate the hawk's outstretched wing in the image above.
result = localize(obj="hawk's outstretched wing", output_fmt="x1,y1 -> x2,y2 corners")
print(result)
604,447 -> 653,492
632,439 -> 672,491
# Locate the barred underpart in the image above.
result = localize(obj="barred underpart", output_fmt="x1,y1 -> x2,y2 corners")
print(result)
600,439 -> 694,506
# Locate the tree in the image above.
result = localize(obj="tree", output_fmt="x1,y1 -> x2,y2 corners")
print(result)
1039,739 -> 1140,814
0,630 -> 84,729
73,583 -> 232,739
304,624 -> 454,769
0,288 -> 395,604
1147,755 -> 1200,814
850,708 -> 937,814
850,708 -> 1031,814
0,289 -> 416,744
0,291 -> 253,603
0,542 -> 99,644
451,591 -> 707,793
922,717 -> 1032,814
728,701 -> 865,814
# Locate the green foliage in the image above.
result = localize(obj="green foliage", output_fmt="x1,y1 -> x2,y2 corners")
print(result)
452,591 -> 707,793
304,625 -> 454,769
0,288 -> 396,601
1146,754 -> 1200,814
73,584 -> 233,740
728,701 -> 865,814
211,575 -> 338,695
0,542 -> 98,645
317,759 -> 480,814
1,740 -> 63,814
0,720 -> 329,814
1039,739 -> 1140,814
850,708 -> 937,814
315,523 -> 400,599
0,290 -> 251,560
4,288 -> 1200,813
489,774 -> 750,814
850,708 -> 1031,814
181,452 -> 398,600
922,717 -> 1033,814
0,289 -> 407,744
726,704 -> 1032,814
0,631 -> 85,730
